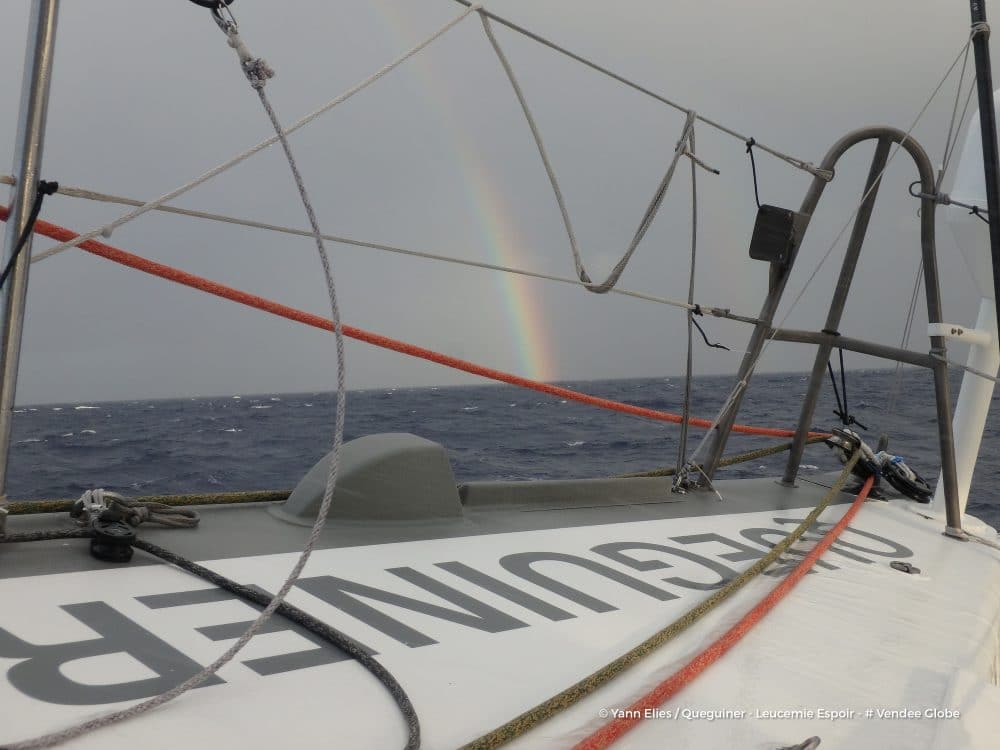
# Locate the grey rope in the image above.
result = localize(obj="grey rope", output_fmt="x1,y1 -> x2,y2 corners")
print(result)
888,30 -> 977,418
937,48 -> 974,192
450,0 -> 831,181
29,5 -> 478,265
70,489 -> 201,529
931,352 -> 1000,384
480,12 -> 697,293
675,126 -> 698,480
1,16 -> 361,750
4,176 -> 740,316
886,259 -> 924,417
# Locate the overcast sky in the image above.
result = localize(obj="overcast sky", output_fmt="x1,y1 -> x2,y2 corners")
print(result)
0,0 -> 994,403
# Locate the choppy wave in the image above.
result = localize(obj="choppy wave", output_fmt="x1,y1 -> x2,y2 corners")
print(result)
7,370 -> 998,529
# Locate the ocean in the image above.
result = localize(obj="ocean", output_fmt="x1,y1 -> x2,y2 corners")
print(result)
9,368 -> 1000,529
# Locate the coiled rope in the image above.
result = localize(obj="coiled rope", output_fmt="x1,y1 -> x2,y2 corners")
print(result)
458,451 -> 862,749
0,207 -> 820,440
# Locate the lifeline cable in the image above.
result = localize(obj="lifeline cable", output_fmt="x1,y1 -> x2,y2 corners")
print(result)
0,208 -> 821,440
457,451 -> 861,750
449,1 -> 831,180
0,173 -> 744,317
573,473 -> 875,749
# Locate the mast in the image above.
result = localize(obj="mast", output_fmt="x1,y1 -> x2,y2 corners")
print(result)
970,1 -> 1000,343
0,0 -> 59,501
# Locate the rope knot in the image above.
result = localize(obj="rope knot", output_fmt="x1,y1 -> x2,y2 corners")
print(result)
243,57 -> 275,89
37,180 -> 58,196
745,137 -> 756,154
223,27 -> 275,89
973,21 -> 991,39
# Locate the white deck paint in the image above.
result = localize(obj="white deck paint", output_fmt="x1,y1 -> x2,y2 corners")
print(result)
0,500 -> 998,749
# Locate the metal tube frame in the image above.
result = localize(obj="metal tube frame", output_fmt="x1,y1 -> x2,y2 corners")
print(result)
702,126 -> 963,536
0,0 -> 60,503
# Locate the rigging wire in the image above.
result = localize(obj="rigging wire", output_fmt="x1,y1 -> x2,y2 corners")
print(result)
889,45 -> 978,421
479,13 -> 701,293
449,0 -> 832,180
677,30 -> 980,487
28,4 -> 479,265
2,201 -> 820,440
1,176 -> 747,317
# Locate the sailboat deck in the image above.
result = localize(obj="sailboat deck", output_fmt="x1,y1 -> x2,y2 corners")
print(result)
2,477 -> 999,749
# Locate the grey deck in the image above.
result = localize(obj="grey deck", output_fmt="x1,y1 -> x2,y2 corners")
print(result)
0,473 -> 856,579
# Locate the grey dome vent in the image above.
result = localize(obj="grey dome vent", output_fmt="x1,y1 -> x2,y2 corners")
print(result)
271,433 -> 462,525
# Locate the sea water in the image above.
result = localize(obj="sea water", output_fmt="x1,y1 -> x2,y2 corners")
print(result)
9,368 -> 999,529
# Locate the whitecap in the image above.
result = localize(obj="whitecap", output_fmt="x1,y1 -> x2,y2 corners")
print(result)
61,432 -> 73,437
18,438 -> 42,443
75,405 -> 100,410
81,429 -> 96,434
223,428 -> 242,433
270,397 -> 281,401
800,464 -> 819,471
52,407 -> 62,411
509,403 -> 517,407
13,409 -> 26,413
251,405 -> 271,409
566,441 -> 585,447
232,396 -> 241,400
304,403 -> 313,407
462,406 -> 479,412
560,400 -> 567,404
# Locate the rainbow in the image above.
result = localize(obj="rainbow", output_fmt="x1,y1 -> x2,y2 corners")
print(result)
366,4 -> 557,382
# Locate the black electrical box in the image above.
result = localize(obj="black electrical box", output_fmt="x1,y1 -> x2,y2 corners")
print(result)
748,204 -> 808,267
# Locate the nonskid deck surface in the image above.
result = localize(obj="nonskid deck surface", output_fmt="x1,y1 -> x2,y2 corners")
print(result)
1,476 -> 999,748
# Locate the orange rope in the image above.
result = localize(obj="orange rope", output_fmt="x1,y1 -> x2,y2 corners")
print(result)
1,206 -> 824,439
572,473 -> 875,750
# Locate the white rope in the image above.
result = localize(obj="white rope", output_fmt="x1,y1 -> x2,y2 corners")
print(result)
480,12 -> 698,293
28,5 -> 478,265
12,178 -> 743,315
451,0 -> 832,181
3,15 -> 356,750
